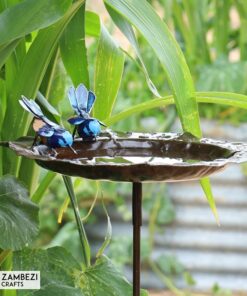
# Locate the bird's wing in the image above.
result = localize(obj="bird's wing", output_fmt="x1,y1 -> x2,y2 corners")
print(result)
87,91 -> 96,113
68,86 -> 80,115
68,116 -> 85,125
37,125 -> 54,137
76,84 -> 88,114
20,96 -> 59,128
19,96 -> 44,118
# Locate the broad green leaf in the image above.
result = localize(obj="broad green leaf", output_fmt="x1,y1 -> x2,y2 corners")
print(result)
13,247 -> 148,296
105,4 -> 161,98
13,247 -> 83,296
39,47 -> 60,99
104,0 -> 201,137
0,39 -> 20,69
2,0 -> 85,176
85,11 -> 100,37
105,91 -> 247,126
0,77 -> 6,131
60,4 -> 89,88
94,25 -> 125,120
0,0 -> 72,46
79,255 -> 148,296
0,175 -> 39,250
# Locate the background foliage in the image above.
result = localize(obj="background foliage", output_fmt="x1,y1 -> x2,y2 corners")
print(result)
1,0 -> 247,295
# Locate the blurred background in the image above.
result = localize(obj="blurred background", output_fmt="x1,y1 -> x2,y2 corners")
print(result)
33,0 -> 247,295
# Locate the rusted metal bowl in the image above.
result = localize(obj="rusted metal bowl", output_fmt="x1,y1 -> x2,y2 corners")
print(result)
1,132 -> 247,182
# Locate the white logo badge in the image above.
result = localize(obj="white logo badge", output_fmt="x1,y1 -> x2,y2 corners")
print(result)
0,271 -> 40,289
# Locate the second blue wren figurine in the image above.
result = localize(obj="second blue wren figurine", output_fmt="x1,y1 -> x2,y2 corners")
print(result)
19,96 -> 74,150
67,84 -> 106,139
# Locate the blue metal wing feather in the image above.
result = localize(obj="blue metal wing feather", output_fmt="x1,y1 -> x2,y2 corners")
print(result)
68,87 -> 80,115
87,91 -> 96,113
19,96 -> 60,128
68,117 -> 85,125
20,96 -> 44,118
38,126 -> 54,137
76,84 -> 88,114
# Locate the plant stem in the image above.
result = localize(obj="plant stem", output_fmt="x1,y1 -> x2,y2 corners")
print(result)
148,259 -> 184,296
63,175 -> 91,268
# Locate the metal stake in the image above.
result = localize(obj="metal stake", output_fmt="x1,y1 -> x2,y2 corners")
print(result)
132,182 -> 142,296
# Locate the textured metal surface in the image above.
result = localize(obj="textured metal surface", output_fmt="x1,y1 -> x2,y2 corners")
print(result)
1,132 -> 247,182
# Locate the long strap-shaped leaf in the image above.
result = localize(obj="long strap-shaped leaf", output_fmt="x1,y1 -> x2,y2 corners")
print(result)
104,0 -> 219,221
105,92 -> 247,125
60,4 -> 90,88
105,4 -> 161,98
105,0 -> 201,137
93,24 -> 125,120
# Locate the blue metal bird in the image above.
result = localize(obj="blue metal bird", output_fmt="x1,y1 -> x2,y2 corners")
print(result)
67,84 -> 106,140
19,96 -> 75,152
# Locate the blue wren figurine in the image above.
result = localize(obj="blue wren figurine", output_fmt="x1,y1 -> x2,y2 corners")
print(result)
67,84 -> 106,140
19,96 -> 75,152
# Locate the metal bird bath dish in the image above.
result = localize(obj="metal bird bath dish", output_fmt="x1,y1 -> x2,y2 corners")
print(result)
2,131 -> 247,296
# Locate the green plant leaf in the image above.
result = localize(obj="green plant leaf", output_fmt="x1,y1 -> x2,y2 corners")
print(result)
13,247 -> 83,296
1,0 -> 85,176
79,255 -> 148,296
105,91 -> 247,125
94,25 -> 125,120
63,176 -> 91,268
104,0 -> 201,137
36,91 -> 60,118
96,196 -> 112,258
0,0 -> 72,46
60,4 -> 89,88
0,38 -> 21,69
105,4 -> 161,98
0,77 -> 6,131
85,11 -> 100,37
0,175 -> 39,250
32,171 -> 56,204
13,247 -> 148,296
200,178 -> 219,224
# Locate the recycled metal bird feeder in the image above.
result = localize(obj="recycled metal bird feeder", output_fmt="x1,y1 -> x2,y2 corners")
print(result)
2,131 -> 247,296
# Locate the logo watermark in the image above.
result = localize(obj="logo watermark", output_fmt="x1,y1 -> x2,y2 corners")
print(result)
0,271 -> 40,289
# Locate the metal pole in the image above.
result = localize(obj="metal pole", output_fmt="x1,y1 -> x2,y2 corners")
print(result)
132,182 -> 142,296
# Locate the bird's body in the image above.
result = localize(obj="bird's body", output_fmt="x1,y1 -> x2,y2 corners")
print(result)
77,119 -> 101,139
39,128 -> 73,148
67,84 -> 105,139
19,96 -> 73,149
